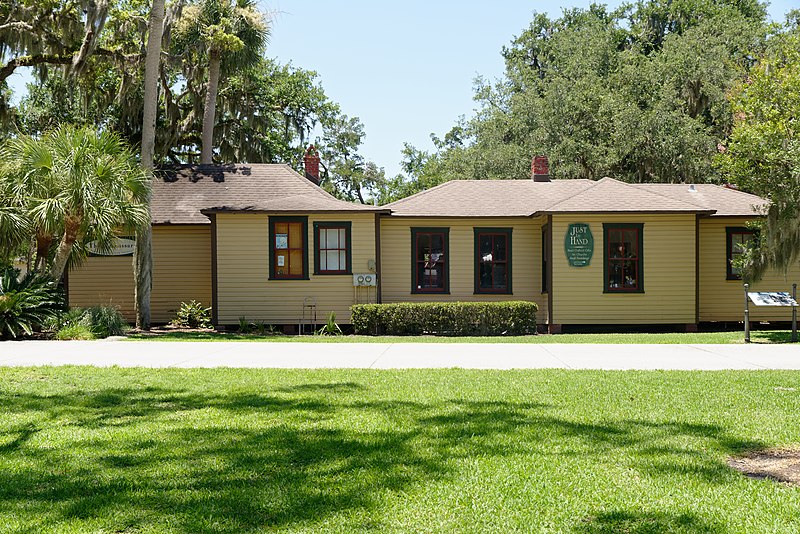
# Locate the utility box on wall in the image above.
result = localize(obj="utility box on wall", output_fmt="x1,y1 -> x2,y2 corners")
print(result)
353,273 -> 377,286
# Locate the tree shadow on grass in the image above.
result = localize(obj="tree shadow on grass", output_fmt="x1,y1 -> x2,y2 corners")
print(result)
0,382 -> 767,532
576,510 -> 722,533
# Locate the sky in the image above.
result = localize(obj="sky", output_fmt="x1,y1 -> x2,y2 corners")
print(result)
7,0 -> 796,177
265,0 -> 795,177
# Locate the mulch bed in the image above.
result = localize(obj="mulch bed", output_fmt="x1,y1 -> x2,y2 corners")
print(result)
728,447 -> 800,486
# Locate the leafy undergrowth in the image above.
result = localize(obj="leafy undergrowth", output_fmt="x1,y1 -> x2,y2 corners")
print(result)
1,369 -> 799,532
126,329 -> 795,344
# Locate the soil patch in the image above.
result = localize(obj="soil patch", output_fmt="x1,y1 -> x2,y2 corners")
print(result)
728,447 -> 800,485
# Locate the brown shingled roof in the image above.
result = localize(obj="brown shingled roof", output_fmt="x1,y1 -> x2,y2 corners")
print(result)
633,183 -> 766,216
151,164 -> 385,224
383,177 -> 766,217
543,178 -> 713,214
383,179 -> 595,217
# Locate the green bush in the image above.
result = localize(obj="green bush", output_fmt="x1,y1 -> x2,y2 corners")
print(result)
48,306 -> 128,339
0,267 -> 65,339
351,301 -> 537,336
55,324 -> 95,340
171,300 -> 212,329
84,306 -> 128,337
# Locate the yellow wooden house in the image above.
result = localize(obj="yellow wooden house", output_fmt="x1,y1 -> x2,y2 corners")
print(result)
68,158 -> 798,332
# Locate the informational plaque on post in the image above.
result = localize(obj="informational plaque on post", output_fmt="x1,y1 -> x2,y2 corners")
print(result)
747,292 -> 798,307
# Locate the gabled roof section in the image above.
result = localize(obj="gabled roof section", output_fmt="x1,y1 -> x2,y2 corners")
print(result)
383,179 -> 595,217
151,164 -> 385,224
543,178 -> 714,214
633,183 -> 767,216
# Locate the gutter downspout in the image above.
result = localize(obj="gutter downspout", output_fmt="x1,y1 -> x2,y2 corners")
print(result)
375,212 -> 383,303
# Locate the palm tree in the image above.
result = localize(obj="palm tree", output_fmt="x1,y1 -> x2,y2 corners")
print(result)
175,0 -> 270,163
135,0 -> 167,330
0,126 -> 151,280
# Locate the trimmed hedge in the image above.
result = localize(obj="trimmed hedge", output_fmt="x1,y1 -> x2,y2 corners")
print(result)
351,301 -> 537,336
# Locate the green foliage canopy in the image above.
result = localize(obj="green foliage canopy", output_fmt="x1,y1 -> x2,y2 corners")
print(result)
716,31 -> 800,279
387,0 -> 772,201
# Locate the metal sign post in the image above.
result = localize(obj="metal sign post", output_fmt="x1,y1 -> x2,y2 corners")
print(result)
793,283 -> 797,343
744,283 -> 750,343
744,284 -> 798,343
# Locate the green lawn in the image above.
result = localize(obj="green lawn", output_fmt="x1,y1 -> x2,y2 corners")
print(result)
127,329 -> 795,344
1,368 -> 799,532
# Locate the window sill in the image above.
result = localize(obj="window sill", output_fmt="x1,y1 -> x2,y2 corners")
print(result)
603,289 -> 645,294
313,271 -> 353,276
411,290 -> 450,295
474,290 -> 512,296
268,276 -> 311,281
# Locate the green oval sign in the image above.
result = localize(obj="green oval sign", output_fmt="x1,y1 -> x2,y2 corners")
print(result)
565,223 -> 593,267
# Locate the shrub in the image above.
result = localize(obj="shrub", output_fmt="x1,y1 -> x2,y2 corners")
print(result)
171,300 -> 212,329
351,301 -> 537,336
48,306 -> 128,339
0,267 -> 65,340
84,306 -> 128,337
55,324 -> 95,340
315,312 -> 343,336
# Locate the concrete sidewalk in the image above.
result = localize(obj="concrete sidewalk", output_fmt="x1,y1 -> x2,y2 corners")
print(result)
0,339 -> 798,370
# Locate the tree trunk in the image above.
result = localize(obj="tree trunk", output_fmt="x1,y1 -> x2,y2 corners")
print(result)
135,0 -> 165,331
200,49 -> 221,164
35,233 -> 53,273
50,219 -> 80,280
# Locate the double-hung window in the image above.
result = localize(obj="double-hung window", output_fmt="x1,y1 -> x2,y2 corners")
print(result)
314,222 -> 351,275
269,217 -> 308,279
474,228 -> 512,294
411,228 -> 448,293
726,227 -> 756,280
603,223 -> 643,293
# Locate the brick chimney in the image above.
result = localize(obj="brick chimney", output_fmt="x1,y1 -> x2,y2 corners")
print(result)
304,145 -> 320,185
532,155 -> 550,182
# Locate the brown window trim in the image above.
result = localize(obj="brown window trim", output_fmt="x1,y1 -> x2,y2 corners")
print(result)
269,216 -> 309,280
314,221 -> 352,275
726,226 -> 757,280
411,227 -> 449,294
474,227 -> 513,295
603,223 -> 644,293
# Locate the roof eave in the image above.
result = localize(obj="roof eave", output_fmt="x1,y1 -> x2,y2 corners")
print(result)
199,207 -> 391,216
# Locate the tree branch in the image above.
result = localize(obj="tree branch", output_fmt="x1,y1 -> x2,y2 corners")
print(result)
0,53 -> 72,83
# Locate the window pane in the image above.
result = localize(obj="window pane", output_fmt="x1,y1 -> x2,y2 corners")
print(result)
416,235 -> 429,261
275,222 -> 288,235
431,234 -> 444,253
626,264 -> 639,288
339,229 -> 347,246
494,235 -> 507,261
326,228 -> 340,249
326,250 -> 340,271
493,264 -> 507,288
289,250 -> 303,275
276,254 -> 287,276
289,223 -> 302,247
320,248 -> 327,271
480,235 -> 492,256
479,262 -> 492,289
339,251 -> 347,271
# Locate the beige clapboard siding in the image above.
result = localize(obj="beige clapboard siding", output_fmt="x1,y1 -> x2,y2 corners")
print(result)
379,216 -> 548,321
68,256 -> 136,319
68,226 -> 211,323
551,214 -> 696,324
150,226 -> 212,323
699,217 -> 798,322
215,213 -> 377,325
